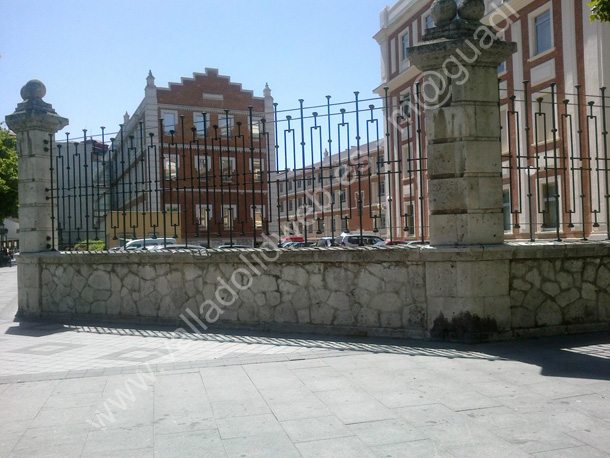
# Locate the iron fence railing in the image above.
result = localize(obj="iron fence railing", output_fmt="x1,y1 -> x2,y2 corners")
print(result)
45,84 -> 609,250
501,83 -> 610,241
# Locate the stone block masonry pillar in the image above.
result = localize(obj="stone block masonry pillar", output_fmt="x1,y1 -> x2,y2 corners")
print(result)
407,0 -> 518,340
6,80 -> 69,253
5,80 -> 68,317
408,0 -> 516,245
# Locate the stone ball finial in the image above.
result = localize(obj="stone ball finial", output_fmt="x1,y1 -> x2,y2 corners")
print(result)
20,79 -> 46,101
458,0 -> 485,22
431,0 -> 458,27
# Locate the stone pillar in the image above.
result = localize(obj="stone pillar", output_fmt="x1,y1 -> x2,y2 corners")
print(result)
5,80 -> 68,317
408,1 -> 517,341
6,80 -> 69,252
408,0 -> 516,245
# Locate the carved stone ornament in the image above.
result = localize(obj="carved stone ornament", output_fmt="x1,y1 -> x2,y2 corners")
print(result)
457,0 -> 486,22
430,0 -> 458,27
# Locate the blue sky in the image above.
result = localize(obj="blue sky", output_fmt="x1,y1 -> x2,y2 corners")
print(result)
1,0 -> 391,139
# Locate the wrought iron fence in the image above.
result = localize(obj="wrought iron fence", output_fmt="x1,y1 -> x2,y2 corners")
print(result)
45,83 -> 609,250
500,83 -> 610,241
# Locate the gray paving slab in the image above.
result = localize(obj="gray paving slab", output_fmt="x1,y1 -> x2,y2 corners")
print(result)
0,268 -> 610,457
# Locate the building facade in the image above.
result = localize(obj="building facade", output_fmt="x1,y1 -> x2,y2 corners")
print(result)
276,141 -> 389,240
375,0 -> 610,241
108,69 -> 275,247
53,139 -> 109,248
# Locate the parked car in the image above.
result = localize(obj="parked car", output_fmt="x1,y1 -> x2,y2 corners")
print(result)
279,236 -> 304,247
124,237 -> 177,250
337,233 -> 383,247
151,244 -> 206,252
405,240 -> 430,247
373,240 -> 411,246
288,242 -> 316,248
315,237 -> 339,247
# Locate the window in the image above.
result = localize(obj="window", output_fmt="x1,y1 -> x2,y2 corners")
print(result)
194,155 -> 210,177
288,200 -> 293,212
401,31 -> 410,61
503,190 -> 511,231
497,32 -> 507,74
252,158 -> 262,182
500,108 -> 509,153
534,9 -> 552,55
218,115 -> 235,137
533,93 -> 554,144
298,197 -> 303,207
219,157 -> 236,182
307,176 -> 313,187
279,201 -> 284,213
380,214 -> 387,229
425,14 -> 434,29
400,93 -> 411,119
331,192 -> 336,205
164,155 -> 179,180
251,120 -> 261,136
379,181 -> 386,197
254,210 -> 263,229
341,218 -> 349,233
165,204 -> 181,213
355,191 -> 365,206
279,183 -> 284,193
194,113 -> 209,136
297,179 -> 302,189
162,112 -> 177,135
340,189 -> 346,203
223,207 -> 234,230
196,205 -> 210,229
288,180 -> 293,191
541,181 -> 558,229
337,166 -> 347,181
404,203 -> 415,235
377,155 -> 385,173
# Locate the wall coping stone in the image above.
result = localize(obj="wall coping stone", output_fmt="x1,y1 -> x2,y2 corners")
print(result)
25,240 -> 610,266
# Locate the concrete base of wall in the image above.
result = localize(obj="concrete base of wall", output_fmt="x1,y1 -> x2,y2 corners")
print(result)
19,241 -> 610,342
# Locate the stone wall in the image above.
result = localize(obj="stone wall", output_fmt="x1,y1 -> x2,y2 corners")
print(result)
510,242 -> 610,337
20,242 -> 610,341
31,248 -> 428,338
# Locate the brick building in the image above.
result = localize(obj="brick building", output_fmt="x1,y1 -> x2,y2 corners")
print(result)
108,69 -> 274,247
374,0 -> 610,241
276,141 -> 389,240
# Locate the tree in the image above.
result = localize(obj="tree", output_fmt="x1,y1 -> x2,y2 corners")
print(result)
0,124 -> 18,222
590,0 -> 610,22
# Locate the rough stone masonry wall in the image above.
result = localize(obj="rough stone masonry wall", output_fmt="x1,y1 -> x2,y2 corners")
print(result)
33,248 -> 428,338
510,242 -> 610,337
21,242 -> 610,340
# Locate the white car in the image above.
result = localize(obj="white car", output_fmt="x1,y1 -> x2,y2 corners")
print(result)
337,232 -> 383,247
124,237 -> 177,250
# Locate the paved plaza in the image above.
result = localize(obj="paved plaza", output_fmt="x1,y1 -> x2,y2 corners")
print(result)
0,264 -> 609,457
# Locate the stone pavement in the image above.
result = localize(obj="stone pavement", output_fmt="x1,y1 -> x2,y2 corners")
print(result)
0,265 -> 609,457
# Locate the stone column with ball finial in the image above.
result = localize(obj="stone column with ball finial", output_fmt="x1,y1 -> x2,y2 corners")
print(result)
407,0 -> 518,340
5,80 -> 68,316
408,0 -> 516,245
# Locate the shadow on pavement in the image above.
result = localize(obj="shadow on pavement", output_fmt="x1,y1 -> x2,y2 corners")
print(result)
7,314 -> 610,381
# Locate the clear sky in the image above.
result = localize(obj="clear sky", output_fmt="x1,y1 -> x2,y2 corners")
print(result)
1,0 -> 391,140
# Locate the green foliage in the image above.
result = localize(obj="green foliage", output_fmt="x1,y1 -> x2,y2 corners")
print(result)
590,0 -> 610,22
0,125 -> 18,222
73,239 -> 106,251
